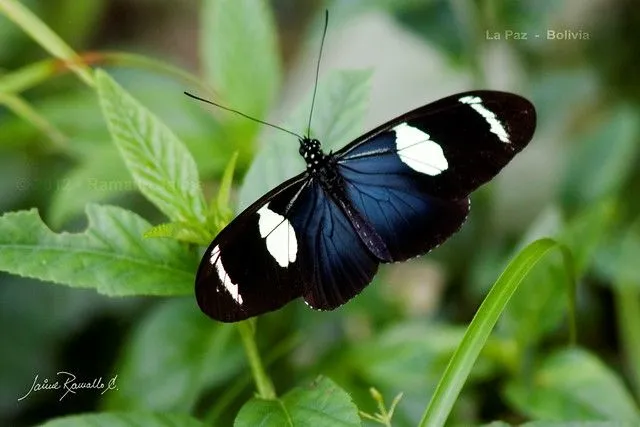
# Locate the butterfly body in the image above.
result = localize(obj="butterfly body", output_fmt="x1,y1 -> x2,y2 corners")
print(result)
196,91 -> 536,322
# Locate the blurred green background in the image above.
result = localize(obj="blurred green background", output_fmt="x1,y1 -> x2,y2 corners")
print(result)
1,0 -> 639,426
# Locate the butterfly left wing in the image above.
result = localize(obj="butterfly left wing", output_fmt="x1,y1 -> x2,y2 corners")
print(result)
334,90 -> 536,261
196,175 -> 379,322
195,175 -> 308,322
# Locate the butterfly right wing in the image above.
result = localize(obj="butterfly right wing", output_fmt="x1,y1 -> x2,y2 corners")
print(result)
334,91 -> 535,261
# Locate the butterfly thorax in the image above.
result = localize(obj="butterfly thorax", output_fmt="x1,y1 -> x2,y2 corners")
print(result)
299,137 -> 328,174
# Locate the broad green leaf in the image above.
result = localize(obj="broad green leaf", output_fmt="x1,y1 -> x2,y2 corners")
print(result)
96,70 -> 207,224
420,239 -> 566,427
0,204 -> 197,296
36,412 -> 207,427
505,348 -> 640,422
237,69 -> 372,210
112,69 -> 232,178
104,299 -> 243,412
562,106 -> 640,207
201,0 -> 280,126
235,377 -> 361,427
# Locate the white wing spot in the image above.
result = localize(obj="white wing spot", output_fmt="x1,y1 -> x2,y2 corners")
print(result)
459,95 -> 510,143
210,245 -> 243,305
393,122 -> 448,176
257,204 -> 297,268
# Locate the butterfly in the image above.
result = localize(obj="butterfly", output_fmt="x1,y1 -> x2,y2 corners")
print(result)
194,89 -> 536,322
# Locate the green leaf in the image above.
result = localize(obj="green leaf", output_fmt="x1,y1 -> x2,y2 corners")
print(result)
201,0 -> 280,123
234,377 -> 361,427
144,221 -> 210,246
562,106 -> 640,207
104,299 -> 243,412
237,69 -> 372,210
0,204 -> 197,296
36,411 -> 207,427
96,70 -> 207,224
419,239 -> 566,427
505,348 -> 640,422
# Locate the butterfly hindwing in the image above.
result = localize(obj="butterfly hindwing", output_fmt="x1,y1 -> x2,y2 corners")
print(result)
292,183 -> 379,310
335,91 -> 535,261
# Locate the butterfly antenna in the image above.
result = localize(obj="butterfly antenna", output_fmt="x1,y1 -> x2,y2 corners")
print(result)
184,92 -> 304,140
306,9 -> 329,139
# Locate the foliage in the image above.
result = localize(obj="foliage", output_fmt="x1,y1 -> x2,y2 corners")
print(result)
0,0 -> 639,426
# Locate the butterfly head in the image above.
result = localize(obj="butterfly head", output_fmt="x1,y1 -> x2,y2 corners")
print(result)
299,137 -> 326,173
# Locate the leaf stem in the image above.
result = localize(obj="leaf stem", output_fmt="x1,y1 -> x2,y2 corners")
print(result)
0,52 -> 210,95
237,320 -> 276,399
0,0 -> 94,87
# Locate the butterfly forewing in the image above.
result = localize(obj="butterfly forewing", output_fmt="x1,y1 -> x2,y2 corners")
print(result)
337,91 -> 536,199
334,91 -> 535,261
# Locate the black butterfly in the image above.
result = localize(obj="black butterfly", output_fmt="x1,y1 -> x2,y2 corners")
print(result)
194,89 -> 536,322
